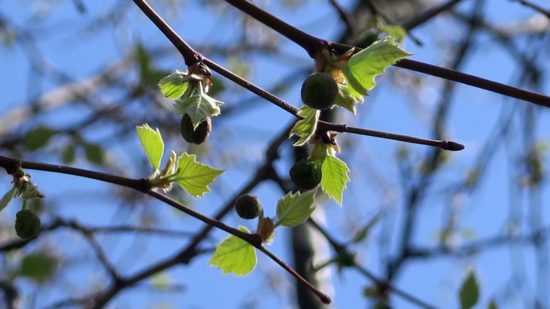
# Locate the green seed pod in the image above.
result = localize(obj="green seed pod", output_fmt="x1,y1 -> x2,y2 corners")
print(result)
290,159 -> 322,190
235,194 -> 262,219
15,209 -> 41,239
179,114 -> 212,144
300,72 -> 338,110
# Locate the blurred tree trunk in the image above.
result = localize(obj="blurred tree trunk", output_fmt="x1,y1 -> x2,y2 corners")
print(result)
289,1 -> 432,307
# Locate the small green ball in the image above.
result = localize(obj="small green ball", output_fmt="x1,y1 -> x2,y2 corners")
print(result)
235,194 -> 262,219
290,159 -> 322,190
15,209 -> 41,239
300,72 -> 338,110
179,114 -> 212,144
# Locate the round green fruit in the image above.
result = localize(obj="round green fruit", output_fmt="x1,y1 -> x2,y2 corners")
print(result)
15,209 -> 41,239
290,159 -> 322,190
300,72 -> 338,110
179,114 -> 212,144
235,194 -> 262,219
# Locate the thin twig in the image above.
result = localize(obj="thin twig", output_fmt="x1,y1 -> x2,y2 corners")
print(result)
354,263 -> 437,309
513,0 -> 550,19
328,0 -> 355,34
401,0 -> 464,30
307,218 -> 436,308
256,245 -> 332,304
132,0 -> 200,65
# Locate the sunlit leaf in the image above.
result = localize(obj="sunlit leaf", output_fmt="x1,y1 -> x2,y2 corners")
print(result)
334,82 -> 363,114
321,154 -> 350,205
172,153 -> 223,197
276,190 -> 315,227
378,23 -> 407,43
174,82 -> 222,129
459,269 -> 480,309
289,106 -> 320,146
158,71 -> 189,99
136,124 -> 164,171
343,37 -> 411,96
209,226 -> 256,276
0,186 -> 16,212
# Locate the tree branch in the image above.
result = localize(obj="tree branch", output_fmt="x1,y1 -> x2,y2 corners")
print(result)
132,0 -> 464,151
224,0 -> 550,107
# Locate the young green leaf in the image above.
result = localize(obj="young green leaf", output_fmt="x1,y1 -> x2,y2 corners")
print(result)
23,126 -> 55,151
334,83 -> 363,114
172,153 -> 223,197
136,124 -> 164,171
158,71 -> 189,99
0,186 -> 16,212
174,82 -> 222,129
459,269 -> 480,309
321,154 -> 350,205
18,253 -> 57,282
276,190 -> 315,227
209,226 -> 257,275
377,22 -> 407,43
289,106 -> 320,146
343,37 -> 411,96
61,144 -> 76,164
84,143 -> 105,166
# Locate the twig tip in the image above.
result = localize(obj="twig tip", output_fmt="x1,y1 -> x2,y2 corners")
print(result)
447,141 -> 465,151
320,294 -> 332,304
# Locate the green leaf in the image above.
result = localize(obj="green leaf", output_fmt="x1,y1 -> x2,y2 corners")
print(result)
487,299 -> 498,309
276,190 -> 315,227
84,143 -> 105,165
209,226 -> 257,275
135,43 -> 151,77
136,124 -> 164,171
172,153 -> 223,197
459,269 -> 480,309
343,37 -> 411,96
208,77 -> 225,97
23,126 -> 55,151
174,82 -> 222,129
289,106 -> 320,146
158,71 -> 189,99
0,186 -> 16,212
334,83 -> 363,114
321,154 -> 350,205
61,144 -> 76,164
18,253 -> 57,282
377,23 -> 407,43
